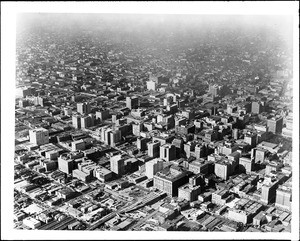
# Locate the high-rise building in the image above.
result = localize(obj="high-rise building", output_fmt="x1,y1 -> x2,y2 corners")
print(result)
147,141 -> 160,157
244,132 -> 257,148
58,157 -> 74,174
81,115 -> 93,129
110,154 -> 125,176
72,114 -> 81,129
195,144 -> 206,159
267,116 -> 283,134
214,160 -> 233,180
239,157 -> 253,174
178,183 -> 202,202
110,130 -> 121,147
208,84 -> 220,97
275,179 -> 292,211
71,140 -> 85,152
137,137 -> 149,151
77,102 -> 91,115
126,96 -> 139,110
251,101 -> 263,114
146,80 -> 156,91
29,128 -> 49,146
160,144 -> 176,162
145,158 -> 164,179
96,109 -> 109,121
154,166 -> 189,196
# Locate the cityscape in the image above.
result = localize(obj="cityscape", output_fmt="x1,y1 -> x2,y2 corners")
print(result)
11,11 -> 295,234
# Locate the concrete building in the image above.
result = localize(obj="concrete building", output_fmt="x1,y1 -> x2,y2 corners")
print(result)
147,141 -> 160,158
72,114 -> 82,129
160,144 -> 176,162
96,109 -> 109,121
110,154 -> 125,176
251,101 -> 263,114
71,140 -> 85,152
145,158 -> 164,179
126,96 -> 139,110
239,157 -> 253,174
77,102 -> 91,115
94,166 -> 113,182
154,166 -> 189,196
267,116 -> 283,134
29,128 -> 49,146
178,183 -> 202,201
146,80 -> 156,91
188,159 -> 209,175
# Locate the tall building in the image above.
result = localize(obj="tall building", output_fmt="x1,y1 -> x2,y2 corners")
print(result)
154,166 -> 189,196
110,154 -> 125,176
275,179 -> 292,211
160,144 -> 176,162
58,157 -> 74,174
145,158 -> 164,179
137,137 -> 149,151
81,115 -> 94,129
239,157 -> 253,174
146,80 -> 156,91
72,114 -> 81,129
208,84 -> 220,97
147,141 -> 160,158
244,132 -> 257,148
96,109 -> 109,121
251,101 -> 263,114
195,144 -> 206,159
267,116 -> 283,134
178,183 -> 202,202
110,130 -> 121,147
29,128 -> 49,146
126,96 -> 139,110
214,160 -> 232,180
77,102 -> 91,115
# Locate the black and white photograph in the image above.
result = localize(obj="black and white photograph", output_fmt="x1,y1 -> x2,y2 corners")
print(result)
1,1 -> 299,240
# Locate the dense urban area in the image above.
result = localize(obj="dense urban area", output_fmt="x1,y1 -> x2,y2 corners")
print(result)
14,14 -> 293,232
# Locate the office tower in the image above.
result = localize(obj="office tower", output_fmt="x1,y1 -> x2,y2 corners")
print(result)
239,157 -> 253,174
227,104 -> 237,115
160,144 -> 176,162
77,102 -> 91,115
251,101 -> 263,114
72,114 -> 81,129
208,84 -> 220,97
232,128 -> 239,140
178,183 -> 202,202
214,160 -> 231,180
96,109 -> 109,121
81,115 -> 92,129
261,183 -> 278,204
110,130 -> 121,147
147,141 -> 160,158
146,80 -> 156,91
275,182 -> 292,211
267,116 -> 283,134
58,157 -> 74,174
126,96 -> 139,110
71,140 -> 85,152
132,123 -> 143,136
145,158 -> 164,179
64,107 -> 72,116
195,144 -> 206,159
137,137 -> 149,151
244,132 -> 257,148
29,128 -> 49,146
154,166 -> 189,196
110,155 -> 125,176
